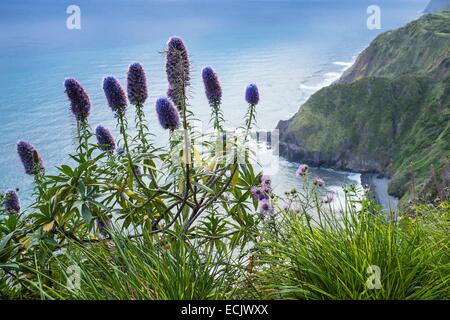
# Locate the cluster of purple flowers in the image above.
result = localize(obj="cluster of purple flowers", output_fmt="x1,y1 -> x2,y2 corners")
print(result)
155,97 -> 181,130
103,76 -> 128,115
166,36 -> 190,110
8,142 -> 45,212
202,66 -> 222,106
3,189 -> 20,214
17,141 -> 45,175
95,125 -> 116,151
64,78 -> 91,121
251,175 -> 274,215
245,84 -> 260,105
127,62 -> 148,106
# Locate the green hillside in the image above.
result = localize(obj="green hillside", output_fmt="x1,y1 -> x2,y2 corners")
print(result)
277,12 -> 450,206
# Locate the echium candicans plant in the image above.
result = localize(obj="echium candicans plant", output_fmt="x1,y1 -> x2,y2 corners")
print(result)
127,62 -> 150,150
202,66 -> 223,131
102,77 -> 132,161
17,141 -> 45,177
156,97 -> 181,132
64,78 -> 92,155
244,84 -> 259,136
3,189 -> 21,215
0,37 -> 266,292
95,125 -> 116,151
166,36 -> 191,127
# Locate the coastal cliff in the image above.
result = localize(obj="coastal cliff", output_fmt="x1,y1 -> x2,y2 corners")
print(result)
277,12 -> 450,206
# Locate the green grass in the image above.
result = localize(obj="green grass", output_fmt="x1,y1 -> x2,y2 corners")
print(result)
10,197 -> 449,300
252,199 -> 450,300
18,234 -> 245,300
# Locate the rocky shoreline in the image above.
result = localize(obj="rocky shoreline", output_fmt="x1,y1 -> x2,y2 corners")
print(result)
361,173 -> 398,211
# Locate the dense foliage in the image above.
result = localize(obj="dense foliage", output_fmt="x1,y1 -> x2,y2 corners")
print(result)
0,35 -> 449,300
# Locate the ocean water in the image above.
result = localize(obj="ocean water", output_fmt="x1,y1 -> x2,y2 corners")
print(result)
0,0 -> 427,206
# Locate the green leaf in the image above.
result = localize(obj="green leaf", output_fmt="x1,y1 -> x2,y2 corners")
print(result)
59,165 -> 74,176
78,181 -> 86,196
46,175 -> 70,182
194,181 -> 214,194
0,262 -> 19,270
0,232 -> 14,250
81,204 -> 92,225
231,167 -> 239,189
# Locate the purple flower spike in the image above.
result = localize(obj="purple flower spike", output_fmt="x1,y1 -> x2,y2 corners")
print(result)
166,36 -> 190,109
127,62 -> 148,105
156,97 -> 181,130
4,190 -> 20,214
17,141 -> 45,175
103,76 -> 127,114
95,125 -> 116,151
245,84 -> 259,105
202,66 -> 222,105
64,78 -> 91,121
166,36 -> 190,84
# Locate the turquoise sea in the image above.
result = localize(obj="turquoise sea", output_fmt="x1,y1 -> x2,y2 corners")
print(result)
0,0 -> 428,207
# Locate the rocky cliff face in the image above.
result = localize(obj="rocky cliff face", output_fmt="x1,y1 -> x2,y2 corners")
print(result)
277,12 -> 450,205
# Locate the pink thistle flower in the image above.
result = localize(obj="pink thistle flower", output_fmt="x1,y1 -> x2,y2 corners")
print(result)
295,164 -> 308,177
313,177 -> 325,187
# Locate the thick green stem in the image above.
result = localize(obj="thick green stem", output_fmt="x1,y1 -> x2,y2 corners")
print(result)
118,112 -> 148,191
76,119 -> 91,159
211,103 -> 223,132
135,103 -> 148,149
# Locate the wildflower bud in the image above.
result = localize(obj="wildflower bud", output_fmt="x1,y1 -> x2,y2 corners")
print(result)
313,177 -> 325,187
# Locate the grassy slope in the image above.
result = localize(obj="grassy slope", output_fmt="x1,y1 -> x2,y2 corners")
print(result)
279,12 -> 450,206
